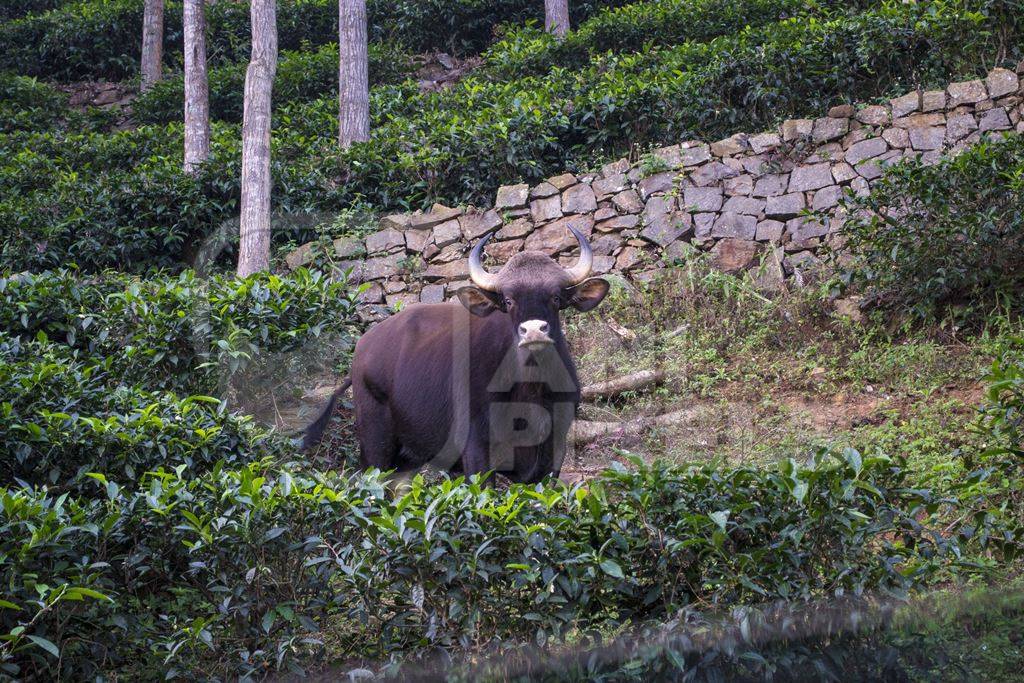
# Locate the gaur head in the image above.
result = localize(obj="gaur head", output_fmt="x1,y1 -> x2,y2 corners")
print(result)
457,225 -> 610,352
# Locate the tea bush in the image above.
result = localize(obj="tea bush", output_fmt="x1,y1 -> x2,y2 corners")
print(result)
0,463 -> 388,679
483,0 -> 858,79
0,451 -> 954,679
434,589 -> 1024,681
0,119 -> 251,272
0,0 -> 625,81
0,268 -> 362,393
950,348 -> 1024,561
0,73 -> 69,134
0,0 -> 338,81
0,338 -> 292,492
0,0 -> 182,81
0,0 -> 68,22
836,134 -> 1024,325
133,42 -> 413,125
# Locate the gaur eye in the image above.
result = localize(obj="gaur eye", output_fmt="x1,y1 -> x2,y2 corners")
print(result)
551,294 -> 561,306
503,297 -> 513,308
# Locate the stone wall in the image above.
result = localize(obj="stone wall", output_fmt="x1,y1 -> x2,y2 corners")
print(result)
285,64 -> 1024,307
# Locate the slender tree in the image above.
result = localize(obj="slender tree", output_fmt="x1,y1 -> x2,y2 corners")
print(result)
237,0 -> 278,277
140,0 -> 164,91
338,0 -> 369,148
544,0 -> 570,38
183,0 -> 210,173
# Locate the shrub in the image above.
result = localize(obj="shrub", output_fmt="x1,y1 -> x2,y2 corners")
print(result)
0,122 -> 240,272
0,268 -> 362,394
370,0 -> 628,55
835,134 -> 1024,325
0,463 -> 388,680
0,451 -> 953,679
0,0 -> 68,22
483,0 -> 855,79
0,0 -> 182,81
133,42 -> 413,125
0,74 -> 70,134
0,0 -> 625,81
0,338 -> 291,492
433,589 -> 1024,681
953,347 -> 1024,560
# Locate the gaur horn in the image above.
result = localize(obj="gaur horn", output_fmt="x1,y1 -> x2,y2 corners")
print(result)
563,224 -> 593,285
468,231 -> 501,291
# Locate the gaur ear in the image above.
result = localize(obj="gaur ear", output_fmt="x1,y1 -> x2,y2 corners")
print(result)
456,286 -> 503,317
564,277 -> 610,312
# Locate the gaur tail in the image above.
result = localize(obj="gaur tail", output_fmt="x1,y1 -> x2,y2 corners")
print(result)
301,378 -> 352,451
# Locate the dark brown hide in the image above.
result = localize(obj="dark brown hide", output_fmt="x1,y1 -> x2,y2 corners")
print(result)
348,301 -> 579,482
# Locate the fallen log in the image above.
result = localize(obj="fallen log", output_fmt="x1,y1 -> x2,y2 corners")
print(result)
580,369 -> 666,401
570,405 -> 713,444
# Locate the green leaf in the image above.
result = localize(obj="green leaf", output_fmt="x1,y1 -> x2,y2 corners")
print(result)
27,635 -> 60,658
709,510 -> 730,531
599,559 -> 624,579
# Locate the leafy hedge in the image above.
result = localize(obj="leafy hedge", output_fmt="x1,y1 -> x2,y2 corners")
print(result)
953,348 -> 1024,561
5,1 -> 1014,273
133,42 -> 413,125
836,134 -> 1024,325
0,121 -> 242,272
483,0 -> 860,79
0,0 -> 341,81
0,0 -> 183,81
0,266 -> 360,492
370,0 -> 628,54
0,338 -> 289,493
0,0 -> 625,81
0,74 -> 69,134
0,451 -> 953,679
0,0 -> 69,22
0,268 -> 362,394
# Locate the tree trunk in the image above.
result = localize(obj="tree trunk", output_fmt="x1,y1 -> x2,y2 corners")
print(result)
237,0 -> 278,278
338,0 -> 369,148
140,0 -> 164,91
183,0 -> 210,173
544,0 -> 570,38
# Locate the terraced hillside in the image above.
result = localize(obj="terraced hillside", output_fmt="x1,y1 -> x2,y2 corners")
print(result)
2,0 -> 1021,273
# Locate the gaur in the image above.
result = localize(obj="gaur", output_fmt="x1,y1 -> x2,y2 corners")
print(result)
303,225 -> 609,483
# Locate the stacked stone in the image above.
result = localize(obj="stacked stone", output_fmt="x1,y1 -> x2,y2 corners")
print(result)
285,65 -> 1024,307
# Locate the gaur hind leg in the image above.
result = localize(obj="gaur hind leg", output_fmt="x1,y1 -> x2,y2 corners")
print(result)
353,390 -> 400,472
351,385 -> 419,495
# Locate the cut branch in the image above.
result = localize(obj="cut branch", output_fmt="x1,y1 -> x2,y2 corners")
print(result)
570,405 -> 713,444
580,369 -> 666,401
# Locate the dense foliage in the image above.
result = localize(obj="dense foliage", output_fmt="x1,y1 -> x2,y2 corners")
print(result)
429,589 -> 1024,680
0,267 -> 360,493
0,73 -> 69,134
483,0 -> 861,78
837,134 -> 1024,325
133,42 -> 413,125
0,0 -> 625,80
0,450 -> 956,679
0,337 -> 289,493
0,0 -> 67,22
5,0 -> 1018,273
0,268 -> 362,394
